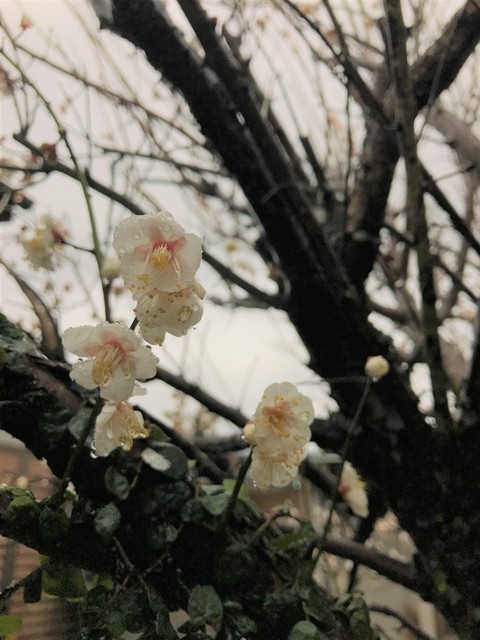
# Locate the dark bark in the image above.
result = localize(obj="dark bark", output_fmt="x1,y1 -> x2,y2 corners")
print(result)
344,0 -> 480,286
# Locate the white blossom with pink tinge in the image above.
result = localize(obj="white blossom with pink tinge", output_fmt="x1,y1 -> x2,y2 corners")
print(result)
244,382 -> 314,489
113,211 -> 202,295
134,280 -> 205,346
62,322 -> 158,402
251,382 -> 314,453
93,401 -> 149,457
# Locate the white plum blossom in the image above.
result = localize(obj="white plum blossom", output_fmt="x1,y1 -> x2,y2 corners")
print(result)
62,322 -> 158,402
21,215 -> 67,270
134,280 -> 205,345
251,382 -> 314,453
250,446 -> 307,489
338,461 -> 369,518
365,355 -> 390,380
245,382 -> 314,489
93,401 -> 148,457
113,211 -> 202,295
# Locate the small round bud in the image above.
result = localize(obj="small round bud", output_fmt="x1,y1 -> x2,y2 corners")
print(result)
243,421 -> 257,445
101,256 -> 121,281
365,355 -> 390,380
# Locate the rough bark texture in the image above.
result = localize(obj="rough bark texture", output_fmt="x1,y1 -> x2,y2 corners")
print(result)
101,1 -> 480,636
1,0 -> 479,636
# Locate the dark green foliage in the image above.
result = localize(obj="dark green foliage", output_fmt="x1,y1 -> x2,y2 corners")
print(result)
23,569 -> 43,604
0,315 -> 377,640
93,503 -> 121,542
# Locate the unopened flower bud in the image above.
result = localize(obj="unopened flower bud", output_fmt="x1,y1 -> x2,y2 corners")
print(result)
101,256 -> 121,281
365,355 -> 390,380
243,421 -> 257,445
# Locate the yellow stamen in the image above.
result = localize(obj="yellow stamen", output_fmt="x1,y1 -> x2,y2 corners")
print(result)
92,344 -> 124,386
149,245 -> 172,270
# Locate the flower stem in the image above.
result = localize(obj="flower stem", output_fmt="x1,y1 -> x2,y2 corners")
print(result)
317,377 -> 372,553
47,400 -> 103,509
221,447 -> 253,528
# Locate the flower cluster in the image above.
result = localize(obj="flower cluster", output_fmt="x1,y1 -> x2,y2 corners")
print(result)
62,322 -> 158,455
243,382 -> 314,489
21,215 -> 67,270
113,211 -> 204,345
62,211 -> 204,457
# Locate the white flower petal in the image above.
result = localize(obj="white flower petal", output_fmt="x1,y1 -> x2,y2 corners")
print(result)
62,322 -> 158,400
251,381 -> 314,453
345,486 -> 369,518
100,365 -> 136,403
135,283 -> 204,346
113,211 -> 203,294
93,402 -> 148,457
69,359 -> 97,389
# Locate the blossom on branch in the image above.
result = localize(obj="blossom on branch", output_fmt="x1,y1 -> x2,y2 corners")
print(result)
134,280 -> 205,345
62,322 -> 158,402
251,382 -> 314,452
250,446 -> 306,489
113,211 -> 202,295
21,215 -> 67,270
93,401 -> 148,457
338,461 -> 369,518
245,382 -> 314,489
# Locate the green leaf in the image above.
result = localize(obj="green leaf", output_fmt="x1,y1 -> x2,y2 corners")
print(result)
4,495 -> 40,536
0,615 -> 22,635
141,443 -> 188,480
146,424 -> 170,442
187,585 -> 223,626
104,467 -> 131,501
287,620 -> 327,640
199,492 -> 229,516
270,531 -> 306,551
23,569 -> 42,604
68,408 -> 94,441
345,596 -> 374,640
93,502 -> 121,542
119,590 -> 151,633
234,614 -> 257,635
42,561 -> 87,601
39,507 -> 69,543
222,478 -> 249,500
10,487 -> 34,499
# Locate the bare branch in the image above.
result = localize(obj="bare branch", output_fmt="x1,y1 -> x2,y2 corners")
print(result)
322,536 -> 417,590
369,605 -> 436,640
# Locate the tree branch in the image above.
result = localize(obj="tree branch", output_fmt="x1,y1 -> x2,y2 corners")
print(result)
202,250 -> 287,310
322,535 -> 417,590
345,1 -> 480,285
384,0 -> 451,425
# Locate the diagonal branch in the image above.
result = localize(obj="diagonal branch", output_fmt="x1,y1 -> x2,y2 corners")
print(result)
202,250 -> 287,310
323,535 -> 417,590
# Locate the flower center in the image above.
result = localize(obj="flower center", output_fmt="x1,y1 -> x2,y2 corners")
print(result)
92,344 -> 125,386
262,400 -> 291,434
149,244 -> 173,270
